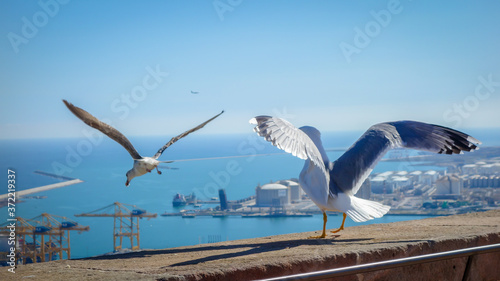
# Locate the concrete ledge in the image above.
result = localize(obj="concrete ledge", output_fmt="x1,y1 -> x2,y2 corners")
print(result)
3,210 -> 500,281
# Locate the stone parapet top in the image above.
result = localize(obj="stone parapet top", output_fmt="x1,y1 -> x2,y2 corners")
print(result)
4,210 -> 500,281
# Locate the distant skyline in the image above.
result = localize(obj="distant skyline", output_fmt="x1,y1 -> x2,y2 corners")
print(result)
1,1 -> 499,139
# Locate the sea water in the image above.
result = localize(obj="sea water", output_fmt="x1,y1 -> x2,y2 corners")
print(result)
0,129 -> 498,258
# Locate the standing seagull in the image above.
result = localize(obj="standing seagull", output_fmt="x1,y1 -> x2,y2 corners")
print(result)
250,116 -> 481,238
63,100 -> 223,186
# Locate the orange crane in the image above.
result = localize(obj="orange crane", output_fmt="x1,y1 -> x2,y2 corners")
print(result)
75,202 -> 157,252
0,213 -> 89,265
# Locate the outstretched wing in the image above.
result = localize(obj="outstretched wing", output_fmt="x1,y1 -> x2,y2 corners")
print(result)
330,120 -> 481,196
63,100 -> 142,160
153,111 -> 224,159
249,116 -> 326,174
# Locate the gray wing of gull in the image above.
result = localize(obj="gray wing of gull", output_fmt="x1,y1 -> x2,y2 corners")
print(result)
153,110 -> 224,159
330,120 -> 481,196
63,100 -> 142,160
249,116 -> 326,174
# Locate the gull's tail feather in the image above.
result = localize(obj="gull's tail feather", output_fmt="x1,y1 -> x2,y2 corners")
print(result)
345,196 -> 391,223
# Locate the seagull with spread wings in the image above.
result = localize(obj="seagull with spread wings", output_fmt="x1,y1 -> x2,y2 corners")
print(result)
63,100 -> 223,186
250,116 -> 481,238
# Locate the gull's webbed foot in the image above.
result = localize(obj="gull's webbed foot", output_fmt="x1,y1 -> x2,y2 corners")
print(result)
308,212 -> 328,239
155,167 -> 162,175
330,213 -> 347,234
330,226 -> 344,234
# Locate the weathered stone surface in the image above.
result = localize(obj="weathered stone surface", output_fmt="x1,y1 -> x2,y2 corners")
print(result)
2,210 -> 499,281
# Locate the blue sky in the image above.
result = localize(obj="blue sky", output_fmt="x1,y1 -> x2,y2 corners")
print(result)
1,0 -> 499,139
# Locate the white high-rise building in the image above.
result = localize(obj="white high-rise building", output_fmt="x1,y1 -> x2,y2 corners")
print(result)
435,174 -> 462,195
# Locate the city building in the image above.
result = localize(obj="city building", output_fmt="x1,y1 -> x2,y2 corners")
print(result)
278,179 -> 302,202
256,183 -> 290,207
395,171 -> 408,177
371,176 -> 393,194
391,176 -> 411,189
370,170 -> 444,194
422,170 -> 439,186
478,163 -> 500,175
462,164 -> 477,175
435,174 -> 462,195
468,175 -> 500,188
409,170 -> 423,182
357,179 -> 371,199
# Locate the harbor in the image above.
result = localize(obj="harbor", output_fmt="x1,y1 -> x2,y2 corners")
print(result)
163,185 -> 320,218
163,145 -> 500,219
161,209 -> 316,218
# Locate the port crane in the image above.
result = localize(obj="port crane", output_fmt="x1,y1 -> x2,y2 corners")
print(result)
0,213 -> 89,264
75,202 -> 157,252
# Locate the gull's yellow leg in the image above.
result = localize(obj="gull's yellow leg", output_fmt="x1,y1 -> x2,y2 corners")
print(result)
309,212 -> 327,239
330,213 -> 346,233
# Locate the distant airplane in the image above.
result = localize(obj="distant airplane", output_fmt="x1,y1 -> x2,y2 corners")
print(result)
191,91 -> 199,94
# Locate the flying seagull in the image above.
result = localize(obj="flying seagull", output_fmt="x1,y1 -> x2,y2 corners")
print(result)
250,117 -> 481,238
63,100 -> 223,186
191,91 -> 199,94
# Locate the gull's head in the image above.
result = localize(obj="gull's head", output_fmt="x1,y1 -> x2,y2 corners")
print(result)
299,126 -> 322,146
300,126 -> 329,162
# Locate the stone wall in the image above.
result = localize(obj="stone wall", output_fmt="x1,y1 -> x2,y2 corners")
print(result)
2,210 -> 499,281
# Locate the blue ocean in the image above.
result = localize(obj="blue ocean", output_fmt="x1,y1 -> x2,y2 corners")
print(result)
1,129 -> 499,259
